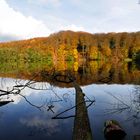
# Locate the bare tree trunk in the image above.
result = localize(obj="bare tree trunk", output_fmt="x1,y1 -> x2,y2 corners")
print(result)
72,81 -> 92,140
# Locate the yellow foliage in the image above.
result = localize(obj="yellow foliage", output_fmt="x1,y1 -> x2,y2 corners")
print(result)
73,49 -> 78,59
74,62 -> 78,71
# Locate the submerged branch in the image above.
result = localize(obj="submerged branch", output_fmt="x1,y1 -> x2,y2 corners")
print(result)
105,91 -> 130,108
52,100 -> 95,119
19,93 -> 46,111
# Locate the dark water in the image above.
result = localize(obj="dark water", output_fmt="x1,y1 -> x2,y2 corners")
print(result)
0,62 -> 140,140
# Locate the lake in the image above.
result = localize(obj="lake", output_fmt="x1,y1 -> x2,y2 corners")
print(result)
0,61 -> 140,140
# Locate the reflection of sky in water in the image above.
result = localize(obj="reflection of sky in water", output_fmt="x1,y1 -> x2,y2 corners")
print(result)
0,78 -> 140,140
82,84 -> 140,140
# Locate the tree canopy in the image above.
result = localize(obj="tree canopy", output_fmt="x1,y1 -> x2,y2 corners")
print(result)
0,30 -> 140,62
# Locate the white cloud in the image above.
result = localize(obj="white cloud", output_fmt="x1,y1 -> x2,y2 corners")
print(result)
20,116 -> 61,136
68,0 -> 140,33
60,24 -> 86,32
28,0 -> 61,7
0,0 -> 51,40
1,0 -> 139,42
0,0 -> 85,41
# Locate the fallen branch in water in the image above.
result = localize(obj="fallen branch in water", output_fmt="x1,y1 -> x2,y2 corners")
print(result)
52,100 -> 95,119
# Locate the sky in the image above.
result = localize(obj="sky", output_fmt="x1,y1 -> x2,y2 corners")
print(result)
0,0 -> 139,42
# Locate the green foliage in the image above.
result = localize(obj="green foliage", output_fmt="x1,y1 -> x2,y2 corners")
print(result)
66,54 -> 74,61
0,31 -> 140,62
135,51 -> 140,61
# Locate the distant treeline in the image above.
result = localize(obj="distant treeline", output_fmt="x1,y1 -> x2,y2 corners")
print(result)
0,31 -> 140,62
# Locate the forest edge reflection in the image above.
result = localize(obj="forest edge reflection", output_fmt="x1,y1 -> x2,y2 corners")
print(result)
0,72 -> 95,140
0,60 -> 140,87
0,68 -> 140,139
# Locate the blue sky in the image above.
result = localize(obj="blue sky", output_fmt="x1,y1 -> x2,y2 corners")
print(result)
0,0 -> 140,42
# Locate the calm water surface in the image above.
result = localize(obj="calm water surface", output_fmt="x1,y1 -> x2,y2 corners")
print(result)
0,78 -> 140,140
0,61 -> 140,140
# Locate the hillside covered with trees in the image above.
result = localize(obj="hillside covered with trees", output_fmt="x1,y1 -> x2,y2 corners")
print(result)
0,31 -> 140,63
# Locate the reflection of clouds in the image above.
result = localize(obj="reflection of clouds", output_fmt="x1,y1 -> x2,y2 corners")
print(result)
19,100 -> 72,137
0,94 -> 21,104
0,77 -> 73,136
0,78 -> 22,103
0,78 -> 34,104
20,116 -> 60,136
0,77 -> 75,118
19,92 -> 73,136
0,77 -> 136,107
0,78 -> 52,104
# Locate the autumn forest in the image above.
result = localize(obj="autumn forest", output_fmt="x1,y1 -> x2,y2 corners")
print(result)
0,31 -> 140,63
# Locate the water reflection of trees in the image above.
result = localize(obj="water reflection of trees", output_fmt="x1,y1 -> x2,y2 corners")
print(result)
0,74 -> 62,109
0,72 -> 95,140
105,85 -> 140,123
0,74 -> 71,137
1,71 -> 140,139
52,74 -> 95,140
0,61 -> 140,86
